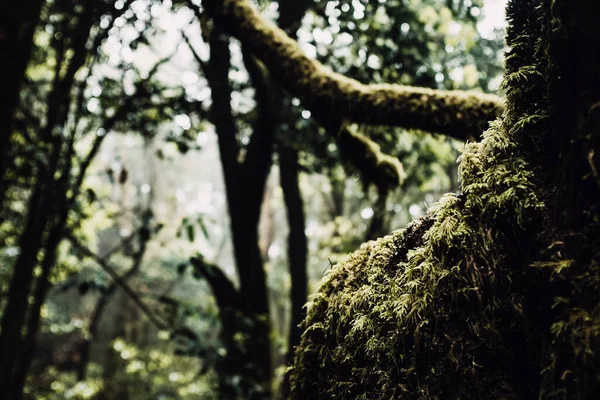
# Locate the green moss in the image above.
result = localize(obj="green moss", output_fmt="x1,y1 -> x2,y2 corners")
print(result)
291,117 -> 545,398
290,1 -> 552,396
205,0 -> 600,397
336,123 -> 405,192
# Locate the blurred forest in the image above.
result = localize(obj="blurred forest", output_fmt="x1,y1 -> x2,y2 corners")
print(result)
0,0 -> 507,398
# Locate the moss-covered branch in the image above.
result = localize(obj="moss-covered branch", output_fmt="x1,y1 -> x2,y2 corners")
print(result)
203,0 -> 504,141
336,123 -> 405,192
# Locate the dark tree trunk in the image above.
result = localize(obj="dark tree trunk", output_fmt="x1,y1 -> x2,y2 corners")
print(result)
0,0 -> 44,207
268,4 -> 312,398
204,26 -> 273,398
0,179 -> 54,396
278,146 -> 308,399
366,189 -> 390,240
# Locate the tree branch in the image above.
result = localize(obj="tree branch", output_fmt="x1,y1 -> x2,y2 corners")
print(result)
241,47 -> 275,222
76,219 -> 150,381
203,0 -> 503,141
66,233 -> 169,332
190,256 -> 240,313
337,123 -> 405,192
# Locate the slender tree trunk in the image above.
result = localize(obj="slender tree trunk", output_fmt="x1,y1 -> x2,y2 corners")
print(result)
0,0 -> 44,207
278,146 -> 307,399
0,179 -> 54,395
9,222 -> 62,400
76,298 -> 106,381
4,138 -> 79,397
366,189 -> 390,240
205,27 -> 272,398
268,4 -> 312,398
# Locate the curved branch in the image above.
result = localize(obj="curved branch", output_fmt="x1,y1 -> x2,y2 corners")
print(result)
337,123 -> 405,192
202,0 -> 504,141
190,256 -> 240,314
241,46 -> 275,219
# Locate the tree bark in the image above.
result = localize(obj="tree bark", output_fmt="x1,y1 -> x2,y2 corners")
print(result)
203,26 -> 272,399
0,0 -> 44,207
278,146 -> 308,399
365,189 -> 390,241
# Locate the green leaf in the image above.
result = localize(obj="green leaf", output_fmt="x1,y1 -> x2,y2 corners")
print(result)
186,224 -> 195,242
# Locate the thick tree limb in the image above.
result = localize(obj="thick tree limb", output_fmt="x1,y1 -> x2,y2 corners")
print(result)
202,0 -> 504,141
190,256 -> 240,314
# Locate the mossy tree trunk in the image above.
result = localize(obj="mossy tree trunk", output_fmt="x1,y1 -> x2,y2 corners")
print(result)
201,0 -> 599,398
289,0 -> 600,398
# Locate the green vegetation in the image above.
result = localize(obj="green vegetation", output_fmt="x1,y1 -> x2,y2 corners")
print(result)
2,0 -> 598,399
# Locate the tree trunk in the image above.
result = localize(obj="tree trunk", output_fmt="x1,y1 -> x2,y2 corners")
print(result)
267,5 -> 312,398
205,26 -> 272,399
0,0 -> 44,207
278,146 -> 307,399
366,189 -> 390,240
290,0 -> 600,398
0,179 -> 54,395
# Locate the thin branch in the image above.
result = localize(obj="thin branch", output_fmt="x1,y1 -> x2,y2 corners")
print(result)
76,215 -> 150,381
98,225 -> 146,261
66,233 -> 170,331
180,30 -> 209,76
